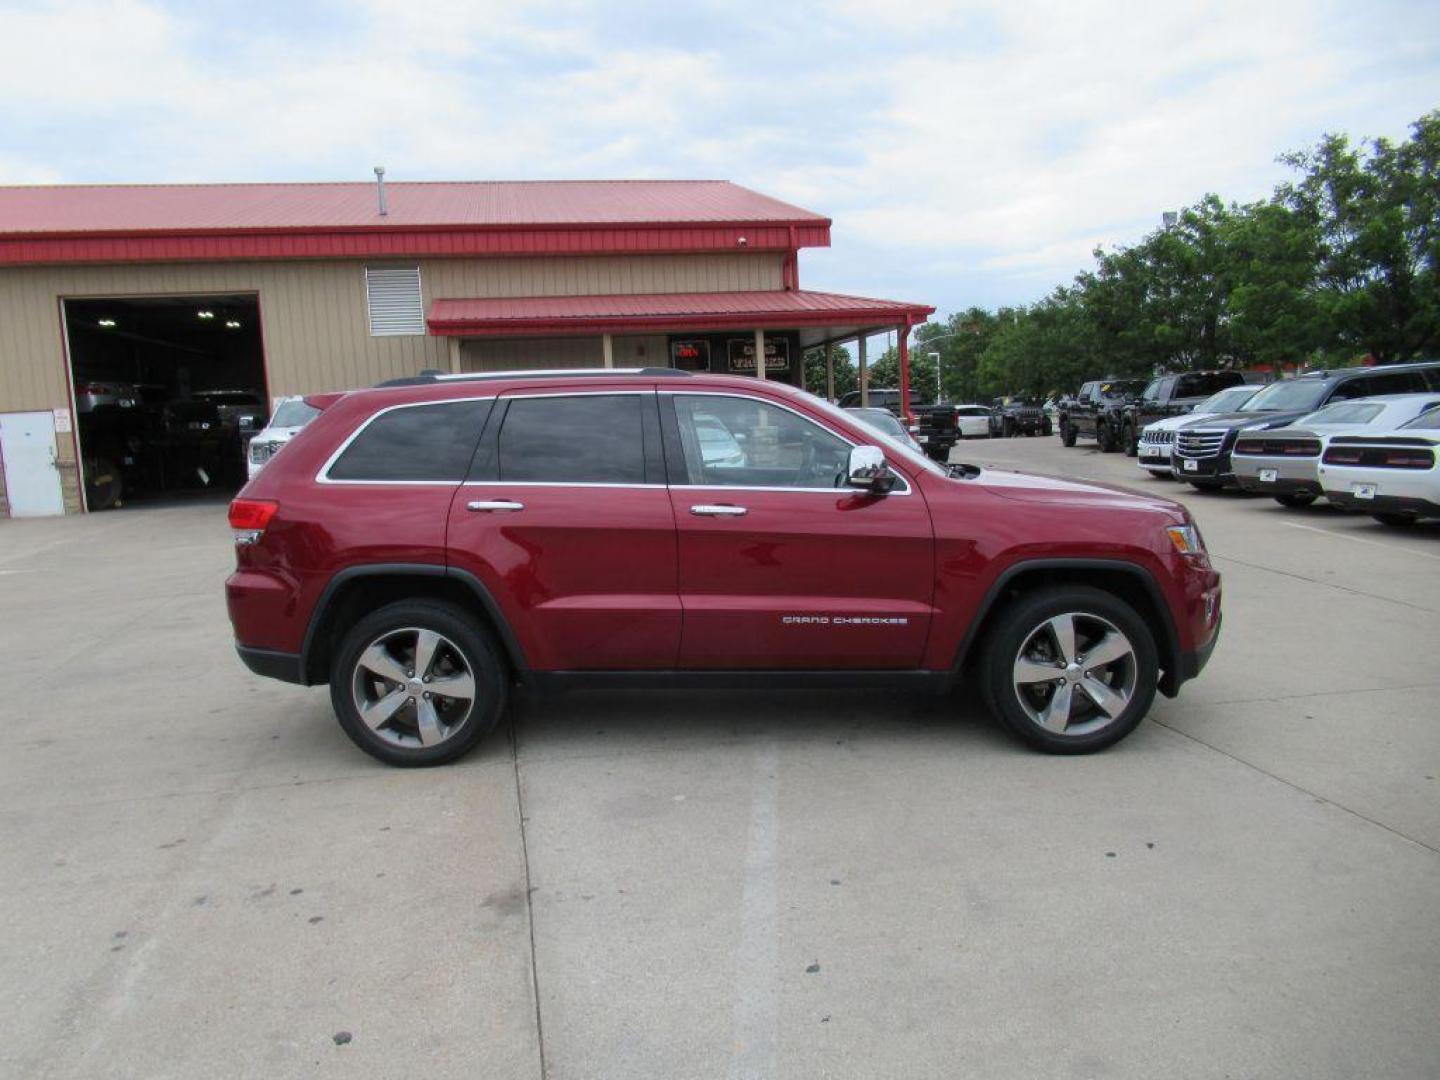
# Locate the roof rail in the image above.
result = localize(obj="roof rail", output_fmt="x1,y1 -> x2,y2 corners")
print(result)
375,366 -> 693,388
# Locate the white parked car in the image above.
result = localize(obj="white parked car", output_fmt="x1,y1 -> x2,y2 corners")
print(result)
1136,385 -> 1260,479
952,404 -> 993,439
1318,405 -> 1440,525
1232,394 -> 1440,507
246,396 -> 322,479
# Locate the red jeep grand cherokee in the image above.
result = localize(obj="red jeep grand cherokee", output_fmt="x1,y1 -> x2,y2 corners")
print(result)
227,369 -> 1221,766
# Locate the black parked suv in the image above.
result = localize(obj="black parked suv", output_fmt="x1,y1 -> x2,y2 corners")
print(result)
1172,361 -> 1440,489
1121,371 -> 1246,456
1059,380 -> 1147,451
988,396 -> 1050,437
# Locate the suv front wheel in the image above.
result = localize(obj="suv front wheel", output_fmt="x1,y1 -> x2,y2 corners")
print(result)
330,600 -> 507,766
979,586 -> 1158,753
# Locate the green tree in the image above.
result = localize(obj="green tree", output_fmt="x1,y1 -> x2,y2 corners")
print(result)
802,344 -> 856,399
1277,112 -> 1440,363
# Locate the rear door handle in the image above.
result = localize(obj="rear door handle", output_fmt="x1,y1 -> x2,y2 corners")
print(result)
690,504 -> 748,517
467,499 -> 525,513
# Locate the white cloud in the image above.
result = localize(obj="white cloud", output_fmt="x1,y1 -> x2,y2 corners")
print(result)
0,0 -> 1435,315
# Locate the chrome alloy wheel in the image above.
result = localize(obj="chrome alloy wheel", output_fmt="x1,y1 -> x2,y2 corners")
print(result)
1011,612 -> 1139,736
350,627 -> 477,749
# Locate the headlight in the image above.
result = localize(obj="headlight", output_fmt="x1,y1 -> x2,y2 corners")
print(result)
1165,524 -> 1206,556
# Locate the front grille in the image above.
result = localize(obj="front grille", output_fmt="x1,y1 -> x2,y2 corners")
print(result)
1140,429 -> 1174,446
1234,437 -> 1321,457
1175,429 -> 1227,459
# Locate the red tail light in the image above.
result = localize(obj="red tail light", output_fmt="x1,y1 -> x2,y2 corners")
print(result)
1323,447 -> 1362,465
228,499 -> 279,531
1384,449 -> 1435,469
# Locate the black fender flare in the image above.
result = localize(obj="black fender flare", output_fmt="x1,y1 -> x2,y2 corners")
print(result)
947,557 -> 1182,693
300,563 -> 530,685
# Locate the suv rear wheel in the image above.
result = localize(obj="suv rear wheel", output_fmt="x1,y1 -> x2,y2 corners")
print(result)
1122,422 -> 1138,457
330,600 -> 507,767
1097,422 -> 1118,453
979,586 -> 1158,754
1060,421 -> 1077,447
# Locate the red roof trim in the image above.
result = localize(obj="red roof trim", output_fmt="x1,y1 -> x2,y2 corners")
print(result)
0,223 -> 830,267
426,290 -> 934,337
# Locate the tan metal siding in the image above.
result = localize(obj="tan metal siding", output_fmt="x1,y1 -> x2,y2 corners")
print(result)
0,252 -> 784,416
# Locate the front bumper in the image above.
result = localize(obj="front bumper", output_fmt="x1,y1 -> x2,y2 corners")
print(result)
1173,453 -> 1233,483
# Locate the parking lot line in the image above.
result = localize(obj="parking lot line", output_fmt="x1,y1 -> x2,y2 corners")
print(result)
1279,521 -> 1440,562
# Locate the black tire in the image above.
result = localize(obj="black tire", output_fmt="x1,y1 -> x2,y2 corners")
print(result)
83,456 -> 123,511
979,585 -> 1159,754
1145,469 -> 1174,480
1003,418 -> 1015,438
1372,512 -> 1417,527
1042,421 -> 1053,437
1060,421 -> 1077,447
329,599 -> 507,767
1187,478 -> 1225,491
1274,492 -> 1317,508
1097,422 -> 1117,453
1122,423 -> 1138,457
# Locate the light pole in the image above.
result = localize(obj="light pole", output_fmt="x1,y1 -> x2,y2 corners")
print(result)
928,352 -> 941,404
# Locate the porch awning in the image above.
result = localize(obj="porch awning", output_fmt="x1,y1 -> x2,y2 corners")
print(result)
426,289 -> 934,347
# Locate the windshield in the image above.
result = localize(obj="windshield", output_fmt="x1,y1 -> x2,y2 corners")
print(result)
1302,402 -> 1384,425
1198,386 -> 1259,412
1400,406 -> 1440,430
1241,379 -> 1331,412
1100,381 -> 1145,399
270,400 -> 320,428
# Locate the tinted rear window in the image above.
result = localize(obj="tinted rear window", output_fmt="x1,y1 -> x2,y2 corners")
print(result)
496,395 -> 646,484
1176,372 -> 1242,397
328,400 -> 490,481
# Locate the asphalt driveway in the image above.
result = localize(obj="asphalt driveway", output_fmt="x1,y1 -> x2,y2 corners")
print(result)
2,440 -> 1437,1080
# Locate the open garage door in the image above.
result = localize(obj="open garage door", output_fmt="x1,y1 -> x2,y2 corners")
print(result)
63,294 -> 267,510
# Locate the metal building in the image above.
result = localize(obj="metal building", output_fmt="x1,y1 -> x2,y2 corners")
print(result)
0,179 -> 932,516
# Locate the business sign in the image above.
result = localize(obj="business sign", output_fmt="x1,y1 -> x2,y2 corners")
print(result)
670,339 -> 711,371
727,337 -> 790,374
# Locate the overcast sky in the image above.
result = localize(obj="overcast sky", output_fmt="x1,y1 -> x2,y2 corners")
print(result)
1,0 -> 1436,324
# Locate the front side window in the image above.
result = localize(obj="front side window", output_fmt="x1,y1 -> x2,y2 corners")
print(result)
327,400 -> 490,482
672,395 -> 851,489
496,394 -> 646,484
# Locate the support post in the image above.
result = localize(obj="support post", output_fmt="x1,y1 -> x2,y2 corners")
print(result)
898,319 -> 913,423
753,328 -> 767,381
825,343 -> 835,402
858,335 -> 868,407
602,334 -> 614,368
448,336 -> 463,375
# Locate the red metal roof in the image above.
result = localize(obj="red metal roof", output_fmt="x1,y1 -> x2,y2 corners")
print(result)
427,290 -> 935,336
0,180 -> 831,266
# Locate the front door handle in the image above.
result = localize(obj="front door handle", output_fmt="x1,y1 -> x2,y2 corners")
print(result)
467,499 -> 525,513
690,504 -> 748,517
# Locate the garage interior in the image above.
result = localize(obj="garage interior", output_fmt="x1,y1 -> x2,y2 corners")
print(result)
63,294 -> 267,510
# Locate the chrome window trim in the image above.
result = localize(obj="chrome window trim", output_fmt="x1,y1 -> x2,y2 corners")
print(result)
461,480 -> 666,490
315,395 -> 497,485
662,389 -> 914,496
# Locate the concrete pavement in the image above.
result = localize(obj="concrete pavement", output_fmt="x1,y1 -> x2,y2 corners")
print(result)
1,442 -> 1437,1079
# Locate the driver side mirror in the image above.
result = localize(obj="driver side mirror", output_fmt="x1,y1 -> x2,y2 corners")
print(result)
847,445 -> 897,494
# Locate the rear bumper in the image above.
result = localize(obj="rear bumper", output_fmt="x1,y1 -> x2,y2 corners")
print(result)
1325,491 -> 1440,517
236,645 -> 306,685
1235,475 -> 1322,497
